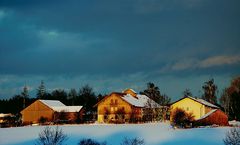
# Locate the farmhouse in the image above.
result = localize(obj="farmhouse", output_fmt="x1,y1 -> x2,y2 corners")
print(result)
170,96 -> 228,126
20,100 -> 83,124
94,89 -> 162,123
0,113 -> 14,123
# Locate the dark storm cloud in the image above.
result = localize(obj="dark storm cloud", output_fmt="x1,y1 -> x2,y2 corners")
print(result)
0,0 -> 240,98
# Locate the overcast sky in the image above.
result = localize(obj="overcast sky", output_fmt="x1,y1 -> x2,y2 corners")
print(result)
0,0 -> 240,100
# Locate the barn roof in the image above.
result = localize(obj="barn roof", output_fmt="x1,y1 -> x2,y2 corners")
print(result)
39,100 -> 82,112
39,100 -> 65,107
51,106 -> 83,112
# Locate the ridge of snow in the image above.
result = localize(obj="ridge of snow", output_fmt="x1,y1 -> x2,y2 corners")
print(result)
39,100 -> 66,107
122,94 -> 160,108
51,106 -> 83,112
39,100 -> 82,112
197,109 -> 217,121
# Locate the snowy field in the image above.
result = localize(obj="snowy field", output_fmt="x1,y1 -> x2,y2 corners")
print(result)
0,123 -> 230,145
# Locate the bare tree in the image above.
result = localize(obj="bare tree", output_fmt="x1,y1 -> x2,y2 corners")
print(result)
223,127 -> 240,145
220,76 -> 240,120
115,107 -> 125,123
121,137 -> 145,145
220,88 -> 231,115
36,126 -> 68,145
78,138 -> 107,145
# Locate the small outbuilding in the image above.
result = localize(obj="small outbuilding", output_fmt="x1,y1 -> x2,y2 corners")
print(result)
21,99 -> 83,124
170,96 -> 228,126
195,109 -> 229,126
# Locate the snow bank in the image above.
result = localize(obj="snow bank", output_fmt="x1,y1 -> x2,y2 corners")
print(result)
229,120 -> 240,127
0,123 -> 230,145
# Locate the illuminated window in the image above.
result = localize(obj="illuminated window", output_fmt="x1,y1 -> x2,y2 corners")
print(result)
111,99 -> 114,105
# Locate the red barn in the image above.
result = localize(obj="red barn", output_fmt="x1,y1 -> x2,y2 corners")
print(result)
196,109 -> 228,126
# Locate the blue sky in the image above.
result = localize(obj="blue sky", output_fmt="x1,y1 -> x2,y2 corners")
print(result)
0,0 -> 240,100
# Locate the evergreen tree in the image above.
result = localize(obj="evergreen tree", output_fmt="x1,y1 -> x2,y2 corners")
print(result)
21,85 -> 29,108
37,80 -> 46,99
183,89 -> 192,98
141,82 -> 171,106
202,78 -> 217,104
68,89 -> 77,105
159,94 -> 171,106
141,82 -> 161,102
51,89 -> 68,104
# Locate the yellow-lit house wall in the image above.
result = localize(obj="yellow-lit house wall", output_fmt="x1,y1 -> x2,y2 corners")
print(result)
170,97 -> 205,120
97,93 -> 134,123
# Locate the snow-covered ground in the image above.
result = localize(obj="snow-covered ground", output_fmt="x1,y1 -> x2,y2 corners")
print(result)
229,120 -> 240,127
0,123 -> 230,145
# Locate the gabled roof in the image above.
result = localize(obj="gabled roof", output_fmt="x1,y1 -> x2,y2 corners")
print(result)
188,97 -> 219,108
39,100 -> 65,107
94,89 -> 161,108
171,96 -> 219,109
122,94 -> 160,108
39,100 -> 82,112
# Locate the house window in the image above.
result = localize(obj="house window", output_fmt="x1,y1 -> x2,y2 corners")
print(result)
110,99 -> 114,105
110,107 -> 114,112
115,99 -> 118,105
115,107 -> 118,112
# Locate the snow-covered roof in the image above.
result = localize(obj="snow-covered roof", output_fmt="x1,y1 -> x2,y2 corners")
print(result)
0,113 -> 14,118
51,106 -> 83,112
122,94 -> 160,108
188,96 -> 219,108
39,100 -> 65,107
39,100 -> 82,112
197,109 -> 217,121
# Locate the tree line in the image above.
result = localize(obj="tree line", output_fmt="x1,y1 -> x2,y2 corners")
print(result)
0,76 -> 240,121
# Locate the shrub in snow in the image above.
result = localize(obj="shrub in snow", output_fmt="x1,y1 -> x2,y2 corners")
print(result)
171,108 -> 194,128
36,126 -> 68,145
223,127 -> 240,145
38,116 -> 48,125
78,138 -> 107,145
120,137 -> 145,145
